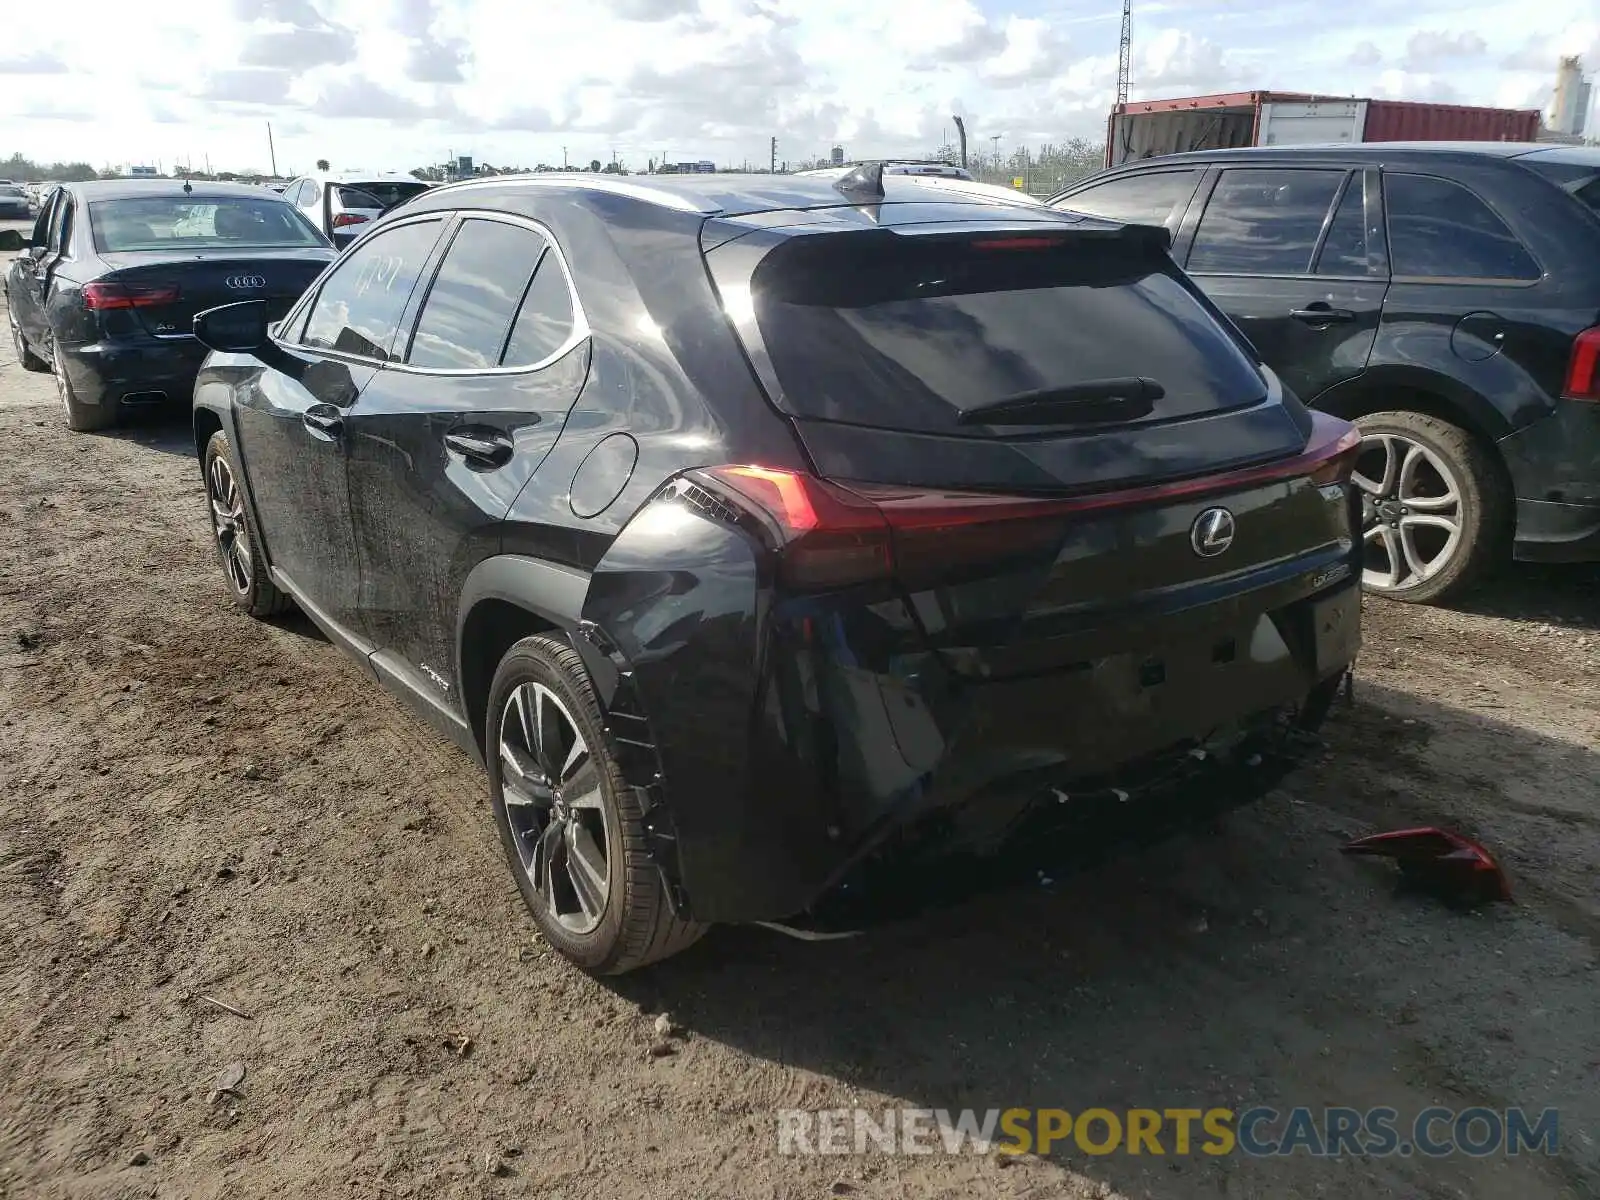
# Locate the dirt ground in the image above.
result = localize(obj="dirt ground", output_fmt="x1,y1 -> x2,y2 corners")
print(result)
1,290 -> 1597,1200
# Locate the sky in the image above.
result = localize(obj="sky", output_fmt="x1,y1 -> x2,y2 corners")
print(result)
1,0 -> 1596,175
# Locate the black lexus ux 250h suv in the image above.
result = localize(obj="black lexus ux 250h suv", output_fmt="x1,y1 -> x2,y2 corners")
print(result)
190,166 -> 1362,974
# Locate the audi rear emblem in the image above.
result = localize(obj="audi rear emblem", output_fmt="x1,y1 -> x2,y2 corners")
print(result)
1190,507 -> 1236,557
225,275 -> 267,289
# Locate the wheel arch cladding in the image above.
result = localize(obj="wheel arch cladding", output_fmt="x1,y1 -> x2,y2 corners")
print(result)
1314,371 -> 1511,449
193,406 -> 224,463
456,556 -> 591,754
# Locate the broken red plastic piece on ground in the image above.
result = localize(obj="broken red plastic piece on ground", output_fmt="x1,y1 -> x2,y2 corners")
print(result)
1341,826 -> 1512,908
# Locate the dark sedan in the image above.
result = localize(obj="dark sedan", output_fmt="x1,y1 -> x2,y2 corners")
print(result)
4,180 -> 335,431
0,184 -> 30,220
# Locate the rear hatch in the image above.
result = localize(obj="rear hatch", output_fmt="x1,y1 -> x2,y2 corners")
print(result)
705,218 -> 1309,494
700,217 -> 1359,786
93,249 -> 331,336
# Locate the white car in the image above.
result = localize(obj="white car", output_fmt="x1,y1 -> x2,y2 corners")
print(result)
279,170 -> 433,248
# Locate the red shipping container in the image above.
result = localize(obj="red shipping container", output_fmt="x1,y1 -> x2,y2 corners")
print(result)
1363,99 -> 1540,143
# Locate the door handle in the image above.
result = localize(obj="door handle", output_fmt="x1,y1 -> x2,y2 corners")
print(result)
444,429 -> 514,469
1290,305 -> 1356,325
302,408 -> 343,438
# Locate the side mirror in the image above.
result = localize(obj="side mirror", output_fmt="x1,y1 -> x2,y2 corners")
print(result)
193,299 -> 270,354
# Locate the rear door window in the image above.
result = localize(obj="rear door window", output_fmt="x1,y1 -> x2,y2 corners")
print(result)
1053,169 -> 1202,231
407,219 -> 549,370
1188,169 -> 1345,276
299,219 -> 443,360
747,232 -> 1266,433
1383,173 -> 1541,280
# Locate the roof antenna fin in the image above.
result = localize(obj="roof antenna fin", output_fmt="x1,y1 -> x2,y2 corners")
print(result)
833,161 -> 884,203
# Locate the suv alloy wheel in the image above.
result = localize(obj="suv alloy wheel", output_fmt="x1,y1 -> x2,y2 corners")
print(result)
203,430 -> 291,618
1352,411 -> 1510,603
486,636 -> 704,974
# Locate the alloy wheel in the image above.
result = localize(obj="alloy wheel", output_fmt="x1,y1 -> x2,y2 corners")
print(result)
498,682 -> 611,935
1352,431 -> 1463,593
207,454 -> 254,595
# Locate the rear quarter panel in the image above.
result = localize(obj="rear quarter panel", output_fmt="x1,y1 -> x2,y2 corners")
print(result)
498,193 -> 805,565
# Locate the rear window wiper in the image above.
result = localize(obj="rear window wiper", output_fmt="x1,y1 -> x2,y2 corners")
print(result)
955,377 -> 1164,426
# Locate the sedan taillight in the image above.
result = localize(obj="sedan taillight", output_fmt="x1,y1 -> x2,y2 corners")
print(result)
82,282 -> 180,309
1563,326 -> 1600,402
332,213 -> 369,229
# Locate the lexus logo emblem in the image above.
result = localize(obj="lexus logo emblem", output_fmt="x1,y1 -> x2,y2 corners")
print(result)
225,275 -> 267,289
1190,507 -> 1236,557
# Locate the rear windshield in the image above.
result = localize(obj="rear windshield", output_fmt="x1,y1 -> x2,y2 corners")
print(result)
90,197 -> 326,253
337,181 -> 428,211
0,185 -> 23,197
751,233 -> 1266,431
1520,159 -> 1600,220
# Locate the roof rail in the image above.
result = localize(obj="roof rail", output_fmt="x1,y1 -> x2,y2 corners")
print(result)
429,173 -> 714,213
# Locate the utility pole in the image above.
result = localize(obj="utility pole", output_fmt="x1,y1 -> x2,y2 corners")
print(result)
770,136 -> 777,174
267,121 -> 277,176
1116,0 -> 1132,110
562,146 -> 568,169
1115,0 -> 1133,164
990,134 -> 1002,168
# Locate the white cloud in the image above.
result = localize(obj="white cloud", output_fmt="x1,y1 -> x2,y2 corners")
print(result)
3,0 -> 1596,174
1348,41 -> 1383,68
1402,29 -> 1487,70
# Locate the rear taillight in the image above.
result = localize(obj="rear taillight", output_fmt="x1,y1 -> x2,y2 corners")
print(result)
701,466 -> 892,590
82,281 -> 180,310
1307,422 -> 1364,486
332,212 -> 368,229
1563,326 -> 1600,402
694,413 -> 1362,592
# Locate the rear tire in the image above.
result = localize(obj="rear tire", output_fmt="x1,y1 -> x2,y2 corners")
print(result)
203,430 -> 290,618
1351,410 -> 1509,605
53,347 -> 114,433
487,635 -> 706,974
8,312 -> 48,372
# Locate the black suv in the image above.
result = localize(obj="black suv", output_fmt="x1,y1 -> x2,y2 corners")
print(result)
190,169 -> 1361,973
1052,144 -> 1600,602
